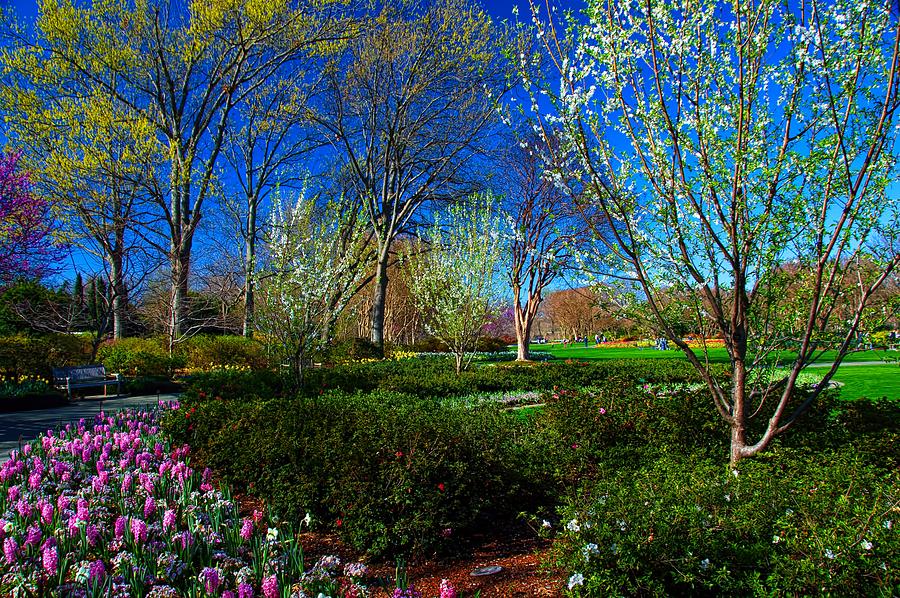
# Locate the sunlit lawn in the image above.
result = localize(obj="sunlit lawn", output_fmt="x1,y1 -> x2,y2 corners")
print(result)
524,343 -> 900,400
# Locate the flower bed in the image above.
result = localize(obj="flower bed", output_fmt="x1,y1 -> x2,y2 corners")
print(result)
0,404 -> 388,596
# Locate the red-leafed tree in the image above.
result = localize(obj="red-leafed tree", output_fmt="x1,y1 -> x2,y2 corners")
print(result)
0,152 -> 58,285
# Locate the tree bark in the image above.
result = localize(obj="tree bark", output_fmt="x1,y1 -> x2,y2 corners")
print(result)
514,293 -> 534,361
243,207 -> 257,338
110,248 -> 126,340
370,248 -> 390,352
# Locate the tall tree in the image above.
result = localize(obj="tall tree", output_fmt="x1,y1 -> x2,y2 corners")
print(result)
2,0 -> 344,346
527,0 -> 900,463
308,0 -> 511,351
501,133 -> 586,360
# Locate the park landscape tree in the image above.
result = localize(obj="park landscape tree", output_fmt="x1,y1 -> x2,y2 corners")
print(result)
527,0 -> 900,463
501,134 -> 587,360
308,0 -> 512,352
407,195 -> 503,373
256,191 -> 372,385
0,152 -> 58,285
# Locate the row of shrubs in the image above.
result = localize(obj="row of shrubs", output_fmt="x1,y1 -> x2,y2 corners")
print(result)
184,357 -> 716,401
0,334 -> 267,379
163,364 -> 900,594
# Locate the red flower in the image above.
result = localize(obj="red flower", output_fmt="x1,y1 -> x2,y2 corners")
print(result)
437,483 -> 445,492
395,451 -> 404,458
336,518 -> 343,527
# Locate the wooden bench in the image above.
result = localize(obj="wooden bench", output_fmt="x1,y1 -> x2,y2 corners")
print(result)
52,365 -> 123,400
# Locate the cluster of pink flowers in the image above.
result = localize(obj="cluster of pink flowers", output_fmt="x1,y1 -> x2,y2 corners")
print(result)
0,405 -> 371,596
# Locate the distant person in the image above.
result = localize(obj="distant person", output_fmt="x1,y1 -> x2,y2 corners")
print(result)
594,334 -> 600,345
584,337 -> 589,347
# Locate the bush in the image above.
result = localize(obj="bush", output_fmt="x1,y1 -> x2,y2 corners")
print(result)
180,334 -> 268,371
162,390 -> 548,558
0,333 -> 91,378
551,448 -> 898,596
97,337 -> 184,377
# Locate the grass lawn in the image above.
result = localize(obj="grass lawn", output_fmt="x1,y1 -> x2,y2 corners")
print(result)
528,342 -> 899,364
524,343 -> 900,400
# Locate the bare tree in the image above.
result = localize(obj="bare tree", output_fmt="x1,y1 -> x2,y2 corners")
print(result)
308,0 -> 512,351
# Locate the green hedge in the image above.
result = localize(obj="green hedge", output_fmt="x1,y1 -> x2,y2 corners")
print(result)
162,390 -> 548,557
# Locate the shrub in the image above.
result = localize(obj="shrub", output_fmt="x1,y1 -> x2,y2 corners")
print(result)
97,337 -> 184,377
180,334 -> 268,371
551,449 -> 898,596
162,390 -> 548,558
0,333 -> 91,378
321,337 -> 383,362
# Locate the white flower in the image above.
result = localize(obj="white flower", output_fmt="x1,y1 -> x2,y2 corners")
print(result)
860,540 -> 873,550
266,527 -> 279,542
825,549 -> 836,560
581,543 -> 599,560
884,520 -> 892,530
700,558 -> 710,570
302,513 -> 312,527
567,572 -> 585,589
541,519 -> 552,529
731,469 -> 739,478
772,535 -> 781,544
566,519 -> 581,533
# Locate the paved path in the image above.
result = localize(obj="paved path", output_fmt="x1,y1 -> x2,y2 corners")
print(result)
807,360 -> 898,367
0,394 -> 180,460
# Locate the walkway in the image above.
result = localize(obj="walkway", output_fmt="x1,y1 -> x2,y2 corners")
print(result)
0,394 -> 179,460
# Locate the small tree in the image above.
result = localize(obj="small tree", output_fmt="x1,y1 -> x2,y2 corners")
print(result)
407,195 -> 502,373
256,191 -> 371,385
0,152 -> 59,285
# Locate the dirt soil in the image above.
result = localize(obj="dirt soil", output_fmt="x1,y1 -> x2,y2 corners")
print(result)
299,527 -> 565,597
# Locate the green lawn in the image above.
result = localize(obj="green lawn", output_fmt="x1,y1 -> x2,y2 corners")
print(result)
524,343 -> 900,400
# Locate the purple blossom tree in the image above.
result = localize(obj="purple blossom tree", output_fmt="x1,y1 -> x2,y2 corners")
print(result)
0,152 -> 58,285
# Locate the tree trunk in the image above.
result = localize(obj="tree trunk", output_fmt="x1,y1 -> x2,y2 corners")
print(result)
370,248 -> 390,352
171,246 -> 190,341
110,249 -> 126,340
243,207 -> 257,338
514,294 -> 532,361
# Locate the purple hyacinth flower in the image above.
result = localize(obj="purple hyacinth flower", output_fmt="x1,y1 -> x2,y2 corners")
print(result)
89,559 -> 105,583
237,582 -> 254,598
114,516 -> 126,539
201,566 -> 220,594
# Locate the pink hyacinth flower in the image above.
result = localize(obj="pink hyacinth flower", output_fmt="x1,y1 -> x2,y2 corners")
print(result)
262,575 -> 279,598
114,516 -> 126,539
3,537 -> 18,564
439,579 -> 457,598
163,509 -> 176,531
240,518 -> 253,541
42,545 -> 58,576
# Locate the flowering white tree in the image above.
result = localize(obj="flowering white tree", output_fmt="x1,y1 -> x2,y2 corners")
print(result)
257,191 -> 372,385
408,195 -> 503,373
526,0 -> 900,463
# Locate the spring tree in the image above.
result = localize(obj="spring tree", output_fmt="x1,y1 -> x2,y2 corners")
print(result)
526,0 -> 900,463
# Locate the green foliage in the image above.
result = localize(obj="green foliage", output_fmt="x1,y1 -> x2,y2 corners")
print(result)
552,449 -> 898,597
0,333 -> 91,378
544,391 -> 900,596
97,337 -> 183,377
162,390 -> 546,558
